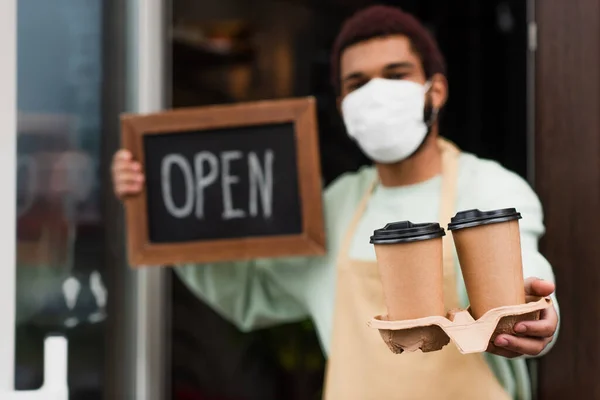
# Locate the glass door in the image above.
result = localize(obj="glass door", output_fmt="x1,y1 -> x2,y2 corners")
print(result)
0,0 -> 68,398
6,0 -> 170,399
14,0 -> 104,398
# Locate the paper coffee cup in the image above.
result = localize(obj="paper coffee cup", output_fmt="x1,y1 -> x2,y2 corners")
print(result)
370,221 -> 446,321
448,208 -> 525,319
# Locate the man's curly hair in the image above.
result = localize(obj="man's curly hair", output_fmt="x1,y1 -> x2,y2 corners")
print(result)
330,5 -> 446,94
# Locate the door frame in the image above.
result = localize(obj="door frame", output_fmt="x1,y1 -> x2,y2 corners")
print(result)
535,0 -> 600,398
130,0 -> 170,397
103,0 -> 171,399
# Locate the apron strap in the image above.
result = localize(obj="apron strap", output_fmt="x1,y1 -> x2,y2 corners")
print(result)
437,138 -> 461,308
336,176 -> 378,265
438,138 -> 460,235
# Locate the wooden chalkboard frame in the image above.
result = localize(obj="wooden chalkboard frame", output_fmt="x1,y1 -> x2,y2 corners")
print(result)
121,97 -> 326,267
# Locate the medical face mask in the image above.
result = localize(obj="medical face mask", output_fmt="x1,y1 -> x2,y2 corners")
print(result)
341,78 -> 432,164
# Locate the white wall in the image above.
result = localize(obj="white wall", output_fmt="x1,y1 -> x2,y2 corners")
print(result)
0,0 -> 18,390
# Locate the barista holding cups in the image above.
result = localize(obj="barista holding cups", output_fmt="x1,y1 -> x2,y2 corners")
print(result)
112,5 -> 559,399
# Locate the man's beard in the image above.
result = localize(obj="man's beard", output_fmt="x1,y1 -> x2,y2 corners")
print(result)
403,98 -> 437,160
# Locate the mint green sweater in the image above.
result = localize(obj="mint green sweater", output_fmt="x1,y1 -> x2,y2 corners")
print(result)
175,151 -> 560,400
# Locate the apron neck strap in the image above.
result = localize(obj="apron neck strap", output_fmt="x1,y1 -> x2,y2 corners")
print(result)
437,138 -> 460,266
437,137 -> 461,308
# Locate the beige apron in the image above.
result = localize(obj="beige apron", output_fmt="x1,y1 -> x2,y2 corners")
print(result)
323,138 -> 511,400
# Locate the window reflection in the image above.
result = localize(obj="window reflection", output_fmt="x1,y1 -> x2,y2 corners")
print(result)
16,1 -> 105,398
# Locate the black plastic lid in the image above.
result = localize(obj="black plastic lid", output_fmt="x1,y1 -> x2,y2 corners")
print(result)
447,208 -> 522,231
369,221 -> 445,245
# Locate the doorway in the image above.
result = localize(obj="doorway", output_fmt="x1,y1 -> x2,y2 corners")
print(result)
168,1 -> 531,398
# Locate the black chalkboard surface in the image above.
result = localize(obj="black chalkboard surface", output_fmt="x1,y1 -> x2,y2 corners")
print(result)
121,98 -> 325,267
144,123 -> 302,243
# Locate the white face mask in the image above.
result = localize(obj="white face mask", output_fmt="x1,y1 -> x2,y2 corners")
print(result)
341,78 -> 432,164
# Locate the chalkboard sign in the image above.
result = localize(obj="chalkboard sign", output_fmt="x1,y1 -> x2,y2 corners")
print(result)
121,98 -> 325,267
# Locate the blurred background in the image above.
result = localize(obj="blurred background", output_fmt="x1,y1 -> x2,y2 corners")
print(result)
11,0 -> 598,399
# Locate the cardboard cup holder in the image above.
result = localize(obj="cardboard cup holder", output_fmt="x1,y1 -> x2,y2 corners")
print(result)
368,297 -> 553,355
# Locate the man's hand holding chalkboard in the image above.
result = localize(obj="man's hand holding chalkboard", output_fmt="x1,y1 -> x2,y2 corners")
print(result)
118,98 -> 325,265
112,149 -> 145,199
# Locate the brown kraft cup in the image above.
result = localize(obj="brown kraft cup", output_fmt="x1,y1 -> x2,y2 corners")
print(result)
370,221 -> 446,321
448,208 -> 526,320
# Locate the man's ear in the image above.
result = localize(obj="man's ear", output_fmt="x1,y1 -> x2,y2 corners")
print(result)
429,73 -> 448,110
